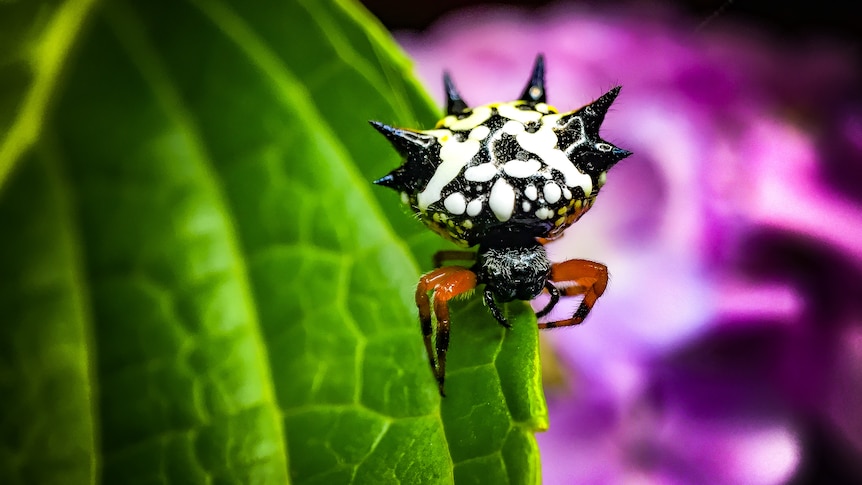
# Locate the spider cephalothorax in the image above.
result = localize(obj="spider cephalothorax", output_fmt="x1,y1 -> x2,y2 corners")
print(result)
372,55 -> 631,395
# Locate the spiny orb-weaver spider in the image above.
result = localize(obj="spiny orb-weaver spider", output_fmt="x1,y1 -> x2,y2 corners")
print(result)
371,55 -> 631,395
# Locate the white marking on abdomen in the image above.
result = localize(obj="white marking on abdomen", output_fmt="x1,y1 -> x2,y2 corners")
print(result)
502,120 -> 523,136
524,184 -> 538,200
497,103 -> 542,124
511,115 -> 593,194
469,125 -> 491,140
464,162 -> 498,182
466,197 -> 483,216
448,106 -> 492,131
535,207 -> 554,219
489,178 -> 516,221
503,159 -> 541,178
418,136 -> 480,210
443,192 -> 467,215
543,182 -> 562,203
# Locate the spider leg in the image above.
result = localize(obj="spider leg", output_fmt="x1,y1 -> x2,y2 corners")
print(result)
433,250 -> 476,268
415,266 -> 477,395
538,259 -> 608,329
535,281 -> 560,318
483,288 -> 511,328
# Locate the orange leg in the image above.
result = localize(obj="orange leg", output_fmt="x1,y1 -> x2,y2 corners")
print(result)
537,259 -> 608,329
415,266 -> 478,395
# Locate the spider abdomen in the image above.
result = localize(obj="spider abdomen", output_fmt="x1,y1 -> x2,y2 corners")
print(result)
374,85 -> 629,248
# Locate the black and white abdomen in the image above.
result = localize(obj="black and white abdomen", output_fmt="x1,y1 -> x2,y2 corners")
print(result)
373,84 -> 631,248
403,103 -> 603,246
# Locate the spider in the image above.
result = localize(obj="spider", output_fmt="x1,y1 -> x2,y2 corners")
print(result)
371,55 -> 631,395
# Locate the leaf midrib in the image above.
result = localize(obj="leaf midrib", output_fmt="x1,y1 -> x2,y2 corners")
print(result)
38,130 -> 100,485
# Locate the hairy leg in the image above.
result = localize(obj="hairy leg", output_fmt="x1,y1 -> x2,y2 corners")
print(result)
415,266 -> 477,395
538,259 -> 608,329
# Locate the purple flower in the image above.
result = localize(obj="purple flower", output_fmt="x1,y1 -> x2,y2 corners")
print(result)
399,4 -> 862,484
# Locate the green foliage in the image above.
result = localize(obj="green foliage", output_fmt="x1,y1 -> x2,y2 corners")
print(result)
0,0 -> 548,483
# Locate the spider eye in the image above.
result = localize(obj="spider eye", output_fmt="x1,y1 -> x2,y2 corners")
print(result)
595,142 -> 613,152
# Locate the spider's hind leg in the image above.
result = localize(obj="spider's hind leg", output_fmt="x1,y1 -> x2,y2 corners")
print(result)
538,259 -> 608,329
415,266 -> 478,395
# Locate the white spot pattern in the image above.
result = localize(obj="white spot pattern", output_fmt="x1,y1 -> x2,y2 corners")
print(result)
466,198 -> 483,217
489,178 -> 516,221
464,163 -> 497,182
469,125 -> 490,140
535,207 -> 554,220
497,103 -> 542,124
444,192 -> 467,215
503,159 -> 542,178
502,120 -> 522,136
543,182 -> 562,204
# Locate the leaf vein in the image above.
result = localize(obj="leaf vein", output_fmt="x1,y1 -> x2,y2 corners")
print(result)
102,2 -> 290,479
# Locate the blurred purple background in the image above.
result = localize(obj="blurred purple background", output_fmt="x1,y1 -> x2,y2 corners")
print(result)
363,1 -> 862,483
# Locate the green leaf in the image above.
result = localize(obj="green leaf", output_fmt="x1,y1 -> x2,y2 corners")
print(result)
0,0 -> 548,484
0,0 -> 99,191
0,145 -> 97,484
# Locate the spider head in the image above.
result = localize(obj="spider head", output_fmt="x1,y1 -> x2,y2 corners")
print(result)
476,236 -> 551,302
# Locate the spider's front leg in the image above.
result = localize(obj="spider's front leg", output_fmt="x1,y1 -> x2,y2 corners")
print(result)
415,266 -> 477,396
537,259 -> 608,329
